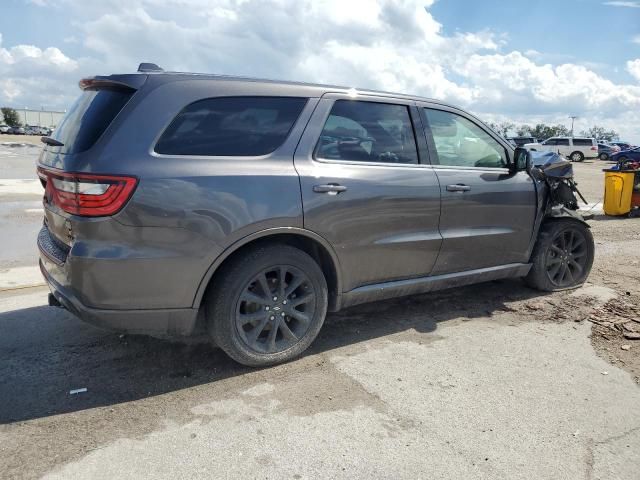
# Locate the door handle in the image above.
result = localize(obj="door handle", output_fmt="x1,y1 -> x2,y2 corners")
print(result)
313,184 -> 347,194
446,184 -> 471,192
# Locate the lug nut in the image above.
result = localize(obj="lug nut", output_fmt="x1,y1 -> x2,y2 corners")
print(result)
269,316 -> 275,320
265,306 -> 270,311
281,312 -> 285,317
273,296 -> 278,301
282,300 -> 287,305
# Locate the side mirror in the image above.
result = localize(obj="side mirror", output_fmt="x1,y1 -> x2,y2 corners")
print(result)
512,147 -> 530,173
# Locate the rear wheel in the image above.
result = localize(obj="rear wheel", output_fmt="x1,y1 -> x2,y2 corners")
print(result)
206,244 -> 328,367
618,156 -> 627,163
525,219 -> 594,291
599,152 -> 609,161
570,151 -> 584,162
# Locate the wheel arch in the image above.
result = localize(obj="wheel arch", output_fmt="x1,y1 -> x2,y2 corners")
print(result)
192,227 -> 343,312
544,207 -> 590,227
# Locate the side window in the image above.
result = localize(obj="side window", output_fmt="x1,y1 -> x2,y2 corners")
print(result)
315,100 -> 419,164
573,138 -> 592,146
557,138 -> 570,146
544,138 -> 557,146
423,109 -> 507,168
155,96 -> 307,156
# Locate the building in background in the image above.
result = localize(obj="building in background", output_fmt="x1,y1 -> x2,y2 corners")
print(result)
0,108 -> 65,128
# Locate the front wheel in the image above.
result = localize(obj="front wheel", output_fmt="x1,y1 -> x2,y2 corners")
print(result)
570,151 -> 585,162
206,244 -> 328,367
525,219 -> 594,291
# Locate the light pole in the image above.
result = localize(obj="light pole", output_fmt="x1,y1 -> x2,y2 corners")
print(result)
569,116 -> 577,137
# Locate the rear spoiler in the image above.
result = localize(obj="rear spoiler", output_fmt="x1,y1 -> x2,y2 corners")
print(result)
79,74 -> 148,91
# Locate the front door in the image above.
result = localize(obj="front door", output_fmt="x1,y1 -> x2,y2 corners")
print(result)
294,95 -> 442,292
419,105 -> 537,275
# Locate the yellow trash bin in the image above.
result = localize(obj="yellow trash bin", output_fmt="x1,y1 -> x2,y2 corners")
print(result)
603,169 -> 635,216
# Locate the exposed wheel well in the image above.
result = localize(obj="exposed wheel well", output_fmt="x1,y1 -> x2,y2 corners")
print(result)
199,233 -> 341,315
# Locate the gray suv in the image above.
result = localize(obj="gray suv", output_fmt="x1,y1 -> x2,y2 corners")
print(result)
38,64 -> 594,366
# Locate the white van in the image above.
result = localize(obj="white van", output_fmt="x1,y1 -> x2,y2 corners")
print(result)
524,137 -> 597,162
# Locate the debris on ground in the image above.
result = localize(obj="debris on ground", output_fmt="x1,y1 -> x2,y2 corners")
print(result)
69,388 -> 87,395
588,298 -> 640,340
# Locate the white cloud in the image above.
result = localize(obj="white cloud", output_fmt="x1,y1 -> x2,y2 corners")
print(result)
0,33 -> 79,108
628,59 -> 640,82
3,0 -> 640,141
603,1 -> 640,7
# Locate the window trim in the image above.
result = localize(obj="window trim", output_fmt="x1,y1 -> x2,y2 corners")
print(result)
420,105 -> 511,171
152,95 -> 309,159
311,97 -> 426,168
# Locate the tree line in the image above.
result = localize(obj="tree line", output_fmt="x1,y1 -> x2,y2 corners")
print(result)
485,120 -> 620,142
1,104 -> 622,142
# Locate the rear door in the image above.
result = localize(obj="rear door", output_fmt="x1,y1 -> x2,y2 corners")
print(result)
294,94 -> 442,292
419,104 -> 537,274
572,138 -> 597,158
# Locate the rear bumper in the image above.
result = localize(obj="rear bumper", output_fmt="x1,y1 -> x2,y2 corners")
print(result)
39,259 -> 199,337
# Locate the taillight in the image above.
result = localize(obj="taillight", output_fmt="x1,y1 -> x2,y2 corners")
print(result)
591,146 -> 597,151
37,167 -> 137,217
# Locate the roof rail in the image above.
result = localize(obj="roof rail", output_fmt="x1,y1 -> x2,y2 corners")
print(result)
137,63 -> 163,73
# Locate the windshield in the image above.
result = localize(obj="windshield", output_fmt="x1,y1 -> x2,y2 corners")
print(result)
50,87 -> 134,154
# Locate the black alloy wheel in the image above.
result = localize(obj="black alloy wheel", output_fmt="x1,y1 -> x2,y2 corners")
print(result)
544,227 -> 590,288
235,265 -> 316,354
206,244 -> 328,367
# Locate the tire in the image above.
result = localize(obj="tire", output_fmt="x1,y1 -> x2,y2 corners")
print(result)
599,153 -> 609,161
206,244 -> 328,367
569,151 -> 584,162
525,219 -> 594,292
618,156 -> 627,163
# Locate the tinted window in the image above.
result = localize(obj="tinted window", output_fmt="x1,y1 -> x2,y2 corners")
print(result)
573,138 -> 593,146
544,138 -> 558,145
424,109 -> 507,168
556,138 -> 570,146
156,97 -> 307,156
51,88 -> 133,154
315,100 -> 418,164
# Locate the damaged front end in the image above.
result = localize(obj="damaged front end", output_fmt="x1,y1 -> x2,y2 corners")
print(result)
529,151 -> 592,223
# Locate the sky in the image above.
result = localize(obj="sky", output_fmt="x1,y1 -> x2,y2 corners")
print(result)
0,0 -> 639,141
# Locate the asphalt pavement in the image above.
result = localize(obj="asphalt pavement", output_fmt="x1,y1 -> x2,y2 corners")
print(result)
1,144 -> 638,479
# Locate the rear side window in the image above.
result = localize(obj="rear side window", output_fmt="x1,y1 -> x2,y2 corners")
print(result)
315,100 -> 419,164
573,138 -> 593,146
51,88 -> 134,154
155,97 -> 307,156
556,138 -> 570,146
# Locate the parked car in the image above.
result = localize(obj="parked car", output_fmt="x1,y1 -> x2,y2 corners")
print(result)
0,124 -> 10,134
8,126 -> 25,135
507,136 -> 537,147
610,141 -> 633,151
597,143 -> 619,161
610,146 -> 640,163
37,64 -> 595,366
524,137 -> 598,162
